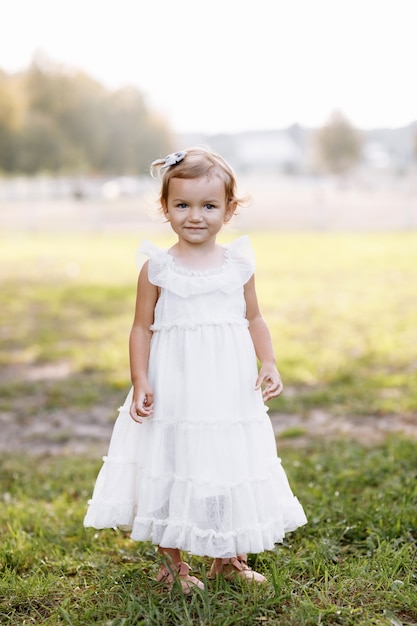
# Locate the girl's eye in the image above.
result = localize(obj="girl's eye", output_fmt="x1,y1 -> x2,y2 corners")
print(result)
204,204 -> 215,210
177,203 -> 187,209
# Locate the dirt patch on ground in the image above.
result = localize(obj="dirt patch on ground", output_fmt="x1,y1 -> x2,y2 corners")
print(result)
1,363 -> 416,457
1,404 -> 416,458
269,411 -> 417,448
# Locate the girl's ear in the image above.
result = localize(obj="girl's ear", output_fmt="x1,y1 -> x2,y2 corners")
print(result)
224,201 -> 237,223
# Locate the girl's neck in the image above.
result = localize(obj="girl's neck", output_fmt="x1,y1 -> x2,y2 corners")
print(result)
169,240 -> 224,270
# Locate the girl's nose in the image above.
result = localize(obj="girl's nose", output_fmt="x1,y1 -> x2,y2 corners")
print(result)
189,207 -> 203,221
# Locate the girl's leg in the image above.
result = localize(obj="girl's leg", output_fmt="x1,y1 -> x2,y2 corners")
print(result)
156,546 -> 205,593
158,546 -> 182,565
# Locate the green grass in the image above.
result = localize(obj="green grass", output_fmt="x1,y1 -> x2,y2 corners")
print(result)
253,232 -> 417,416
1,231 -> 417,623
1,231 -> 416,417
1,437 -> 416,625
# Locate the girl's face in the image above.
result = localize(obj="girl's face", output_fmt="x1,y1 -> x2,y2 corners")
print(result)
162,175 -> 236,245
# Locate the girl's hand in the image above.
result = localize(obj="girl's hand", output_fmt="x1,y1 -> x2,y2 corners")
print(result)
255,364 -> 284,401
129,387 -> 154,423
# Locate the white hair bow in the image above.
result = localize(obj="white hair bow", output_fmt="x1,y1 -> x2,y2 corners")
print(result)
152,151 -> 187,169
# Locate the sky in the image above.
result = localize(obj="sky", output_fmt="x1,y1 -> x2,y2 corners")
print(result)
0,0 -> 416,135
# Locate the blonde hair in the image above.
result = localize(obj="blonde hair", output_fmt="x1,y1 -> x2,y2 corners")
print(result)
150,146 -> 247,210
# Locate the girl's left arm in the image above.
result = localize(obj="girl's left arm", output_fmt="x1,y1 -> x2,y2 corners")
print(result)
244,275 -> 284,401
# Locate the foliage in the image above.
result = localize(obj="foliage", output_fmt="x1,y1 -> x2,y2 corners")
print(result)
314,111 -> 362,174
0,437 -> 416,625
0,55 -> 173,175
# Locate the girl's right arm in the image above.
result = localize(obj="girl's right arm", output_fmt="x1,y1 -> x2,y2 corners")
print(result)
129,260 -> 159,423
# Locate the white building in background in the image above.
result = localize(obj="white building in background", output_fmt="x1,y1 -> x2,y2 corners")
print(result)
234,130 -> 303,173
362,142 -> 392,169
181,121 -> 417,176
180,128 -> 307,174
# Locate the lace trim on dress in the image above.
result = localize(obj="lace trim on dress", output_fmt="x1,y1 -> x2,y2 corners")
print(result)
137,237 -> 255,297
150,319 -> 249,331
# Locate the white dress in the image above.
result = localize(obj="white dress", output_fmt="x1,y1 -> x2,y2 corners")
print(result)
84,237 -> 307,557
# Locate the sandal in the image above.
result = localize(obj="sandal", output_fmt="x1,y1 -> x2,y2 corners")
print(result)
156,561 -> 205,594
208,554 -> 267,583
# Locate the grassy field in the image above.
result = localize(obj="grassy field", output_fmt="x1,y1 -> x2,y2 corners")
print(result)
1,438 -> 416,625
1,231 -> 417,624
1,231 -> 417,418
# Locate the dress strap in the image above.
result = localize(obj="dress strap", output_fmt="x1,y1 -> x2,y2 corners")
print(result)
227,236 -> 256,272
136,240 -> 164,270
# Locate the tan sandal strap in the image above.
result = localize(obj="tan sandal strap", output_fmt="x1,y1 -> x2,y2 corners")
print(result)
177,562 -> 191,576
156,565 -> 173,583
156,561 -> 191,582
229,557 -> 247,572
211,556 -> 250,574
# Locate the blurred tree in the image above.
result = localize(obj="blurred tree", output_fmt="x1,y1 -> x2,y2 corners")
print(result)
24,59 -> 107,172
100,86 -> 172,174
14,112 -> 77,173
0,54 -> 173,174
0,71 -> 26,171
315,110 -> 362,174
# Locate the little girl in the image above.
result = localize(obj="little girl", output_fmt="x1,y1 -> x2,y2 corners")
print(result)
84,147 -> 307,593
